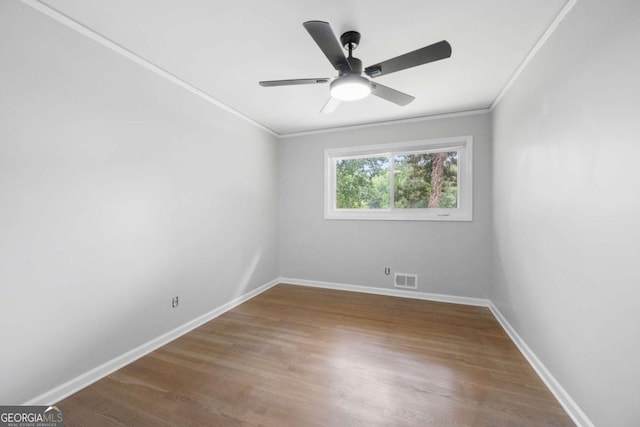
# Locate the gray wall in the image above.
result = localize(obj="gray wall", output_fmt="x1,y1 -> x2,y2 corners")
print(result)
279,114 -> 493,298
491,0 -> 640,425
0,1 -> 278,404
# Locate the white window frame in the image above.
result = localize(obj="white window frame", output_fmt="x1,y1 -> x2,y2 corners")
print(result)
324,136 -> 473,221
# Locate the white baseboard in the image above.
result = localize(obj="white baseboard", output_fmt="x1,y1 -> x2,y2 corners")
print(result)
487,302 -> 594,427
26,276 -> 593,427
24,278 -> 280,406
278,277 -> 491,307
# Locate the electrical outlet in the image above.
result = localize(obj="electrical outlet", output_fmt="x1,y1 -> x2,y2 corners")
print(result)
172,296 -> 179,308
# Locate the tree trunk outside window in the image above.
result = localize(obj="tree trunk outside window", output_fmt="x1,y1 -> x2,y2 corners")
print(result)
428,152 -> 446,208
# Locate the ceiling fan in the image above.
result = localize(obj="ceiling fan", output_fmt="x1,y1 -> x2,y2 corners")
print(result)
259,21 -> 452,114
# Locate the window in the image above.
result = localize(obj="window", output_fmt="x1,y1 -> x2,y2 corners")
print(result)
325,136 -> 472,221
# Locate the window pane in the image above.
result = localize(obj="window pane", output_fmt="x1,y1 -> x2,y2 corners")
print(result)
336,157 -> 390,209
394,151 -> 458,209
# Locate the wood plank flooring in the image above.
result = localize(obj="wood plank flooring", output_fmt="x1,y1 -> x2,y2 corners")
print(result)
58,284 -> 574,426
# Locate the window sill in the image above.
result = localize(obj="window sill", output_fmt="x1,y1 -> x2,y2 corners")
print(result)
324,209 -> 472,221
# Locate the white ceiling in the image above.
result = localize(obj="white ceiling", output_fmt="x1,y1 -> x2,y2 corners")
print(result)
35,0 -> 568,136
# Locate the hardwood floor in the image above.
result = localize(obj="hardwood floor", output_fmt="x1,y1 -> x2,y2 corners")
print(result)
59,284 -> 574,426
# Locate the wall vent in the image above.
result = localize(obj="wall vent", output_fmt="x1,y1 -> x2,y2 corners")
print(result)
394,273 -> 418,289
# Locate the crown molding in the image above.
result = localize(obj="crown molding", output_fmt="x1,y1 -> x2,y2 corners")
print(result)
279,108 -> 491,138
490,0 -> 579,110
20,0 -> 279,137
22,0 -> 578,138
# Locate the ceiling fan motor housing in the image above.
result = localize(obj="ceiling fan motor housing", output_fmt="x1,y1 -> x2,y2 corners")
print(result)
345,57 -> 363,74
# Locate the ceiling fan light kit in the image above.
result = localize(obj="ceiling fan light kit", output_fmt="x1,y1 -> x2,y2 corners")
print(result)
330,74 -> 371,101
259,20 -> 452,114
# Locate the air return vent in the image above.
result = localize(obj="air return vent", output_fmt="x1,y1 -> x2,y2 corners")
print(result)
394,273 -> 418,289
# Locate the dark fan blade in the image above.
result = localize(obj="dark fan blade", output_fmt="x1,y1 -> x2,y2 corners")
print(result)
370,82 -> 415,106
303,21 -> 351,72
365,40 -> 451,78
259,78 -> 330,87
